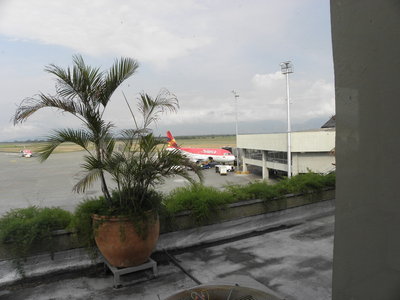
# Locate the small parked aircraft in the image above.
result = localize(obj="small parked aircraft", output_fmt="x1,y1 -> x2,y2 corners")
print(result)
20,149 -> 32,158
166,131 -> 235,163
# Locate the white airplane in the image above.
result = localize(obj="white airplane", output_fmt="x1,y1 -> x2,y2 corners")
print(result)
20,149 -> 32,158
166,131 -> 235,164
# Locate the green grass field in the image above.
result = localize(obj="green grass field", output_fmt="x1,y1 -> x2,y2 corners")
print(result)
0,135 -> 237,154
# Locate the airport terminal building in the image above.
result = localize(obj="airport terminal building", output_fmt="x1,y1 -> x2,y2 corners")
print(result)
237,124 -> 335,179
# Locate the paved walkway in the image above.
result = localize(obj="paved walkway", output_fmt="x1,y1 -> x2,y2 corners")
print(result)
0,200 -> 335,300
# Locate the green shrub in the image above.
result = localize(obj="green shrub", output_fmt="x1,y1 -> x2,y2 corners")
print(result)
0,206 -> 72,276
68,197 -> 109,255
164,184 -> 233,223
227,172 -> 335,202
224,184 -> 254,201
226,181 -> 278,201
275,172 -> 336,194
321,172 -> 336,187
164,173 -> 335,224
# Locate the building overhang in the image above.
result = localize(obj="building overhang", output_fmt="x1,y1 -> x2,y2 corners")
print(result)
237,129 -> 335,153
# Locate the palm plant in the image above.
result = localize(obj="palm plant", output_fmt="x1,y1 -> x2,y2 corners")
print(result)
75,89 -> 203,216
13,55 -> 138,204
13,55 -> 202,268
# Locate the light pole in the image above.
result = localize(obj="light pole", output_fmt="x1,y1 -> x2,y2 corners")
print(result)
232,90 -> 240,172
280,61 -> 293,178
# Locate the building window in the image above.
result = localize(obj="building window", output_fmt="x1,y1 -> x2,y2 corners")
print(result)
244,149 -> 290,164
244,149 -> 262,160
266,151 -> 287,164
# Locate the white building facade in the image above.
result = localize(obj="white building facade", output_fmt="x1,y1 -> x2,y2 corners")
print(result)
237,129 -> 335,179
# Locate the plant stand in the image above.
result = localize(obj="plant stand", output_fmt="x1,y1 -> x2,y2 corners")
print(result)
103,258 -> 158,288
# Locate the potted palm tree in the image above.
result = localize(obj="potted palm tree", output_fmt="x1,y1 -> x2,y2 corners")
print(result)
76,91 -> 202,267
13,55 -> 202,268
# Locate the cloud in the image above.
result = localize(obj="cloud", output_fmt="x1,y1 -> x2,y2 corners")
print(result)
144,74 -> 335,129
0,1 -> 305,67
244,72 -> 335,123
0,0 -> 211,66
292,79 -> 335,119
1,123 -> 50,141
252,71 -> 284,89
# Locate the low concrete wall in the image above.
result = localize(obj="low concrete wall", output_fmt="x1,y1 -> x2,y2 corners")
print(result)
0,229 -> 81,261
161,188 -> 335,232
0,189 -> 335,260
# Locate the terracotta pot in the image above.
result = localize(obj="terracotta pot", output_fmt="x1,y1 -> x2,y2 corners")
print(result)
92,213 -> 159,268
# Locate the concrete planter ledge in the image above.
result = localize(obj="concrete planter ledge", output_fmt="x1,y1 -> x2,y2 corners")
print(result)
161,188 -> 335,232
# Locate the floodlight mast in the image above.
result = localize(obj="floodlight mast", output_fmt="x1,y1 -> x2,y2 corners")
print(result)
280,61 -> 293,178
232,90 -> 240,172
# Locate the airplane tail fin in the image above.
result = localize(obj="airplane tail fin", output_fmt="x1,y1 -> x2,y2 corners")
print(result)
166,131 -> 179,148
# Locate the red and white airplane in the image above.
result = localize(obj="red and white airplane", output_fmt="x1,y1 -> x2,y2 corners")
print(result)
20,149 -> 32,158
166,131 -> 235,163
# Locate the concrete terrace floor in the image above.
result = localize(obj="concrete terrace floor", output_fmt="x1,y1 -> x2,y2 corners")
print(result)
0,201 -> 335,300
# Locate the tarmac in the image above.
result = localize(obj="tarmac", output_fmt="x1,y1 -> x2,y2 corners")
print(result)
0,199 -> 335,300
0,152 -> 260,216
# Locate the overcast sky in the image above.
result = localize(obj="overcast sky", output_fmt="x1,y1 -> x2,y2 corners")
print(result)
0,0 -> 334,141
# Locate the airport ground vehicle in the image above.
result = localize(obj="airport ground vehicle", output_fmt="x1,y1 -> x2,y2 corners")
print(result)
215,165 -> 234,175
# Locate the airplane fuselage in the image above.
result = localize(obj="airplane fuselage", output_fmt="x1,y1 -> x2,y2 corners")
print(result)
168,147 -> 235,163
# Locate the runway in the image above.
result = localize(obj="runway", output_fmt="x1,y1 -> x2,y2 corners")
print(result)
0,152 -> 260,216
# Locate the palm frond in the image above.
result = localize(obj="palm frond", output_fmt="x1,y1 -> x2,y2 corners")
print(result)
101,57 -> 139,106
73,154 -> 105,193
74,169 -> 102,193
45,63 -> 80,101
137,89 -> 179,129
105,137 -> 116,159
13,93 -> 82,125
85,116 -> 114,141
45,55 -> 103,106
37,128 -> 92,162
